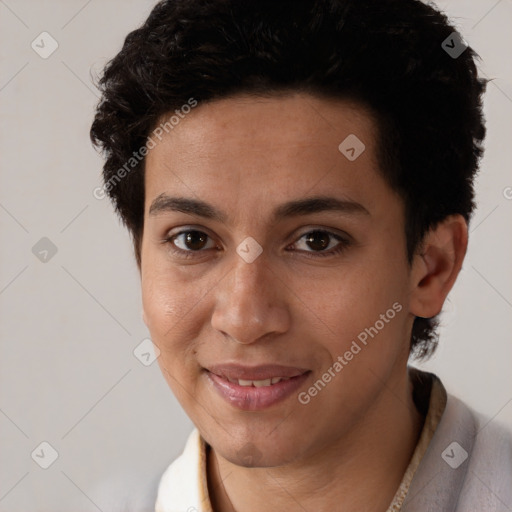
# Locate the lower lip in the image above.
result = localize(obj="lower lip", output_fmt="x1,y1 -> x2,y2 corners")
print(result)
205,370 -> 311,411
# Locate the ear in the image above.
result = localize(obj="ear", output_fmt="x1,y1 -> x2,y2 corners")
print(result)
409,214 -> 468,318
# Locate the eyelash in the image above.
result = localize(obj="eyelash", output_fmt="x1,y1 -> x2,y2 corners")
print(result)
162,229 -> 351,260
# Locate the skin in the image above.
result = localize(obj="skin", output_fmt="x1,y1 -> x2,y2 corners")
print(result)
140,92 -> 467,511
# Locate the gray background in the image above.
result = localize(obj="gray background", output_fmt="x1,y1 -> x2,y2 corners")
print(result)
0,0 -> 511,510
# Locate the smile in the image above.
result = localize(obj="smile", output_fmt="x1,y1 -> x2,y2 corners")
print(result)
204,366 -> 311,411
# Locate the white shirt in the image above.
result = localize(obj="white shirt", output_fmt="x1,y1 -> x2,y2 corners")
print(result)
155,367 -> 512,511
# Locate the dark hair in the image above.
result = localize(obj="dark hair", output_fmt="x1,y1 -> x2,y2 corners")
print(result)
90,0 -> 487,360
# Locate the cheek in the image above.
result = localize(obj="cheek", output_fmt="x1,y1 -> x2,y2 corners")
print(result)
141,250 -> 198,332
318,267 -> 402,323
142,279 -> 184,331
140,261 -> 203,369
141,267 -> 207,410
305,255 -> 408,359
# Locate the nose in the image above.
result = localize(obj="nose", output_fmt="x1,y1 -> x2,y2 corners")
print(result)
211,250 -> 290,344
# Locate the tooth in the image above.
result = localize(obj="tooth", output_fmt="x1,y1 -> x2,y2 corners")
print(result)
236,377 -> 290,386
253,379 -> 272,387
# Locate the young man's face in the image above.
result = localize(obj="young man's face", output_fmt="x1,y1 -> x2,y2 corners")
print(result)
141,93 -> 417,467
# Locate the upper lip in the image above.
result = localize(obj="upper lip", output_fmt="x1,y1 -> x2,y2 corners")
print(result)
205,363 -> 310,381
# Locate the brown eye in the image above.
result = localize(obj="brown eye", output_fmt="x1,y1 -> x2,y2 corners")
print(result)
291,229 -> 350,258
182,231 -> 208,250
168,230 -> 216,254
304,231 -> 330,251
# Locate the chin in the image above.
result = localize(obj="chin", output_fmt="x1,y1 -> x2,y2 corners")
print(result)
218,437 -> 301,468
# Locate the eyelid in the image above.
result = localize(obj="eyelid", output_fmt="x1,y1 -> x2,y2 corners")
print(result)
163,225 -> 349,245
287,228 -> 351,257
292,225 -> 351,242
162,226 -> 218,254
163,225 -> 215,242
162,225 -> 352,258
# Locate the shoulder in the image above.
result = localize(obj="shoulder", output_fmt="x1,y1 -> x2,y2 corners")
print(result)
403,382 -> 512,512
456,398 -> 512,511
443,391 -> 512,465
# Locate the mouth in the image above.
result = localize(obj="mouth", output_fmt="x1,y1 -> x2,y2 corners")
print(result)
203,363 -> 312,411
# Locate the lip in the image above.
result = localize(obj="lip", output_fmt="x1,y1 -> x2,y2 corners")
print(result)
204,365 -> 311,411
205,363 -> 310,381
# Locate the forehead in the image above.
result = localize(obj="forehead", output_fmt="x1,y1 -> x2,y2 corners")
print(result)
143,93 -> 394,223
147,92 -> 377,159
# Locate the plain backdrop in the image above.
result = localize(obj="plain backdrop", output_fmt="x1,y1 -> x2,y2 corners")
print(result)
0,0 -> 511,510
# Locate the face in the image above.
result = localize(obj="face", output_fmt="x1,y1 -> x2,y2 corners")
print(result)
141,93 -> 416,467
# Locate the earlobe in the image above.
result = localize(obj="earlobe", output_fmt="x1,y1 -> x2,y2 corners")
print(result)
409,214 -> 468,319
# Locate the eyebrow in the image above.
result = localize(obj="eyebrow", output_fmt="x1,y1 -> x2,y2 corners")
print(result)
148,194 -> 370,222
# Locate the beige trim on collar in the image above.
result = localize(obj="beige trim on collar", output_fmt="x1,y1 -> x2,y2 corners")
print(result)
385,368 -> 448,511
196,366 -> 447,511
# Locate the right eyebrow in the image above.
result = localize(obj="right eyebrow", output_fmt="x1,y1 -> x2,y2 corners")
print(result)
149,195 -> 228,222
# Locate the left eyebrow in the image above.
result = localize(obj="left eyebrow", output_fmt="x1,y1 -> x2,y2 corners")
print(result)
148,194 -> 370,222
273,195 -> 370,219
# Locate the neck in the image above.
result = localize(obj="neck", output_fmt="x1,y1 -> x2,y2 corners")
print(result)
207,368 -> 425,512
